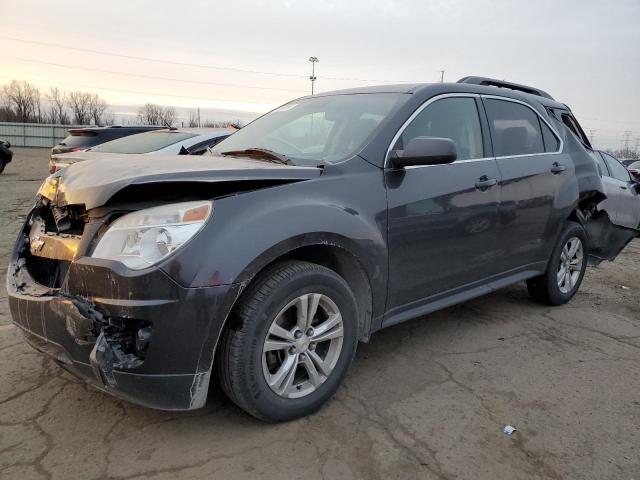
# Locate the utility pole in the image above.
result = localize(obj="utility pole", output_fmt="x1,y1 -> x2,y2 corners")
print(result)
197,107 -> 201,128
622,130 -> 632,151
438,70 -> 445,83
309,57 -> 319,95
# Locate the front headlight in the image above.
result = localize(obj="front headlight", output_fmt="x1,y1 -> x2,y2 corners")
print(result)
91,201 -> 213,270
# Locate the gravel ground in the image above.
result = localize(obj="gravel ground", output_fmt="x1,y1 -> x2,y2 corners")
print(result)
1,148 -> 639,480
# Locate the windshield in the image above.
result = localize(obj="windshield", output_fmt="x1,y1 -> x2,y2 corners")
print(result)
90,131 -> 196,154
212,93 -> 406,166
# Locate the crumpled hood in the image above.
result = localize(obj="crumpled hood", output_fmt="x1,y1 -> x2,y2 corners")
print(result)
44,154 -> 321,209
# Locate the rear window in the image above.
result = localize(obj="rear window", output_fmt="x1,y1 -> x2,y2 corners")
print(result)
90,131 -> 196,154
60,131 -> 98,148
484,99 -> 547,156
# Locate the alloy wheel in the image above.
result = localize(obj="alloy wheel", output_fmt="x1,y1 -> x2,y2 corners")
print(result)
262,293 -> 344,399
557,236 -> 584,294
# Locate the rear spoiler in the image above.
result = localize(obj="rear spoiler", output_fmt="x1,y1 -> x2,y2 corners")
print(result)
457,76 -> 554,100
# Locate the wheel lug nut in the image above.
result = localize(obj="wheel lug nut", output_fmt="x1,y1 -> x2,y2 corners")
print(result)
294,330 -> 302,339
288,346 -> 296,355
309,342 -> 316,351
306,328 -> 314,336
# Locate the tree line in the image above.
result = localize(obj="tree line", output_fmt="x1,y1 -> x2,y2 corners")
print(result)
0,80 -> 243,129
0,80 -> 110,125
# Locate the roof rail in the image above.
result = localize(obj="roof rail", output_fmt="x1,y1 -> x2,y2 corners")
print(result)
457,76 -> 554,100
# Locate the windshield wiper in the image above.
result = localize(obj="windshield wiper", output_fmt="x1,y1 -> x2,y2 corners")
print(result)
220,148 -> 291,165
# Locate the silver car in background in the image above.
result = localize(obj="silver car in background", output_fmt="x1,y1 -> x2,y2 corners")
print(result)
49,128 -> 233,173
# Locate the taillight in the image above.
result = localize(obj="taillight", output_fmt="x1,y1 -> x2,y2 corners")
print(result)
49,162 -> 57,174
69,147 -> 87,152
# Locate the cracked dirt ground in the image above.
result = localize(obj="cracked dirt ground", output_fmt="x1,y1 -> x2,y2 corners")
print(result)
1,148 -> 639,480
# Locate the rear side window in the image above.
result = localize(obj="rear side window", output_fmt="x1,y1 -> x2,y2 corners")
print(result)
91,131 -> 196,154
561,113 -> 591,147
602,153 -> 631,182
61,131 -> 98,148
395,97 -> 484,161
484,99 -> 545,157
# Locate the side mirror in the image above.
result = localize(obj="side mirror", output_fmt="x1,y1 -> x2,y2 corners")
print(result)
391,137 -> 457,168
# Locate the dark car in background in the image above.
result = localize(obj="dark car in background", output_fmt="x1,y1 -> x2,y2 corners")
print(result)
0,140 -> 13,173
50,125 -> 165,158
7,77 -> 640,422
626,160 -> 640,181
621,159 -> 636,168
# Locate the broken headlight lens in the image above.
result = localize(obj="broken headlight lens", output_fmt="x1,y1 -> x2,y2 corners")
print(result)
91,201 -> 213,270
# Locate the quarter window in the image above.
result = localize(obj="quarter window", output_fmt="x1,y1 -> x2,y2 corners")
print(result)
394,97 -> 484,161
484,99 -> 545,156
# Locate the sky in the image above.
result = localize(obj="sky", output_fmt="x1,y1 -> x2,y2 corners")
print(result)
0,0 -> 639,149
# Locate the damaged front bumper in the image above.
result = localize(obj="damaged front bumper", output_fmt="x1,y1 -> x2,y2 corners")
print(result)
7,217 -> 241,410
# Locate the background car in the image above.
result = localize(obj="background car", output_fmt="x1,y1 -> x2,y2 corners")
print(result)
49,128 -> 232,173
0,140 -> 13,174
621,159 -> 637,167
626,160 -> 640,180
51,125 -> 165,157
592,150 -> 640,232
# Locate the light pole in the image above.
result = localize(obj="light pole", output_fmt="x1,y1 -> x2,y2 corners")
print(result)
309,56 -> 319,95
438,70 -> 445,83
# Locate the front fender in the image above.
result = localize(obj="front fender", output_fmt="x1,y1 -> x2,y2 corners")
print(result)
160,162 -> 388,310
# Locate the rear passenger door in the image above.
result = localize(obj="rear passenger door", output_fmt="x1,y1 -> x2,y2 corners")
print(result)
482,97 -> 565,272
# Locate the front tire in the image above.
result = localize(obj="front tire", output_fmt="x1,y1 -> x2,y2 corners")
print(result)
527,222 -> 588,306
216,261 -> 358,422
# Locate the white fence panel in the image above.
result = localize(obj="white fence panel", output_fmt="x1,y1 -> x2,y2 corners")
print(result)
0,122 -> 87,148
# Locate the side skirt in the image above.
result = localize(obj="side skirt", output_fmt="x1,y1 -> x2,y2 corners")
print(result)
380,262 -> 546,330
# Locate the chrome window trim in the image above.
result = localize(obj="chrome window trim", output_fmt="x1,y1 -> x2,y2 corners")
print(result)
384,92 -> 564,168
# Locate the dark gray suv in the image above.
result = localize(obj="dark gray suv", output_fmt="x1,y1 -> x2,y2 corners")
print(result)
7,77 -> 640,422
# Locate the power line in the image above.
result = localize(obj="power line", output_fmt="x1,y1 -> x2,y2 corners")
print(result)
0,55 -> 307,94
0,35 -> 419,84
0,73 -> 272,106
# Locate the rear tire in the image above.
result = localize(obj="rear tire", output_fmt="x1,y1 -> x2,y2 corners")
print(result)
0,159 -> 5,174
215,261 -> 358,422
527,222 -> 588,306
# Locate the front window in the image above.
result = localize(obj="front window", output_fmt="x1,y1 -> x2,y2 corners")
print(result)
393,97 -> 484,161
212,93 -> 407,166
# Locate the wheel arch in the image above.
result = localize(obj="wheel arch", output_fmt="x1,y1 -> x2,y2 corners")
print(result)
229,235 -> 375,343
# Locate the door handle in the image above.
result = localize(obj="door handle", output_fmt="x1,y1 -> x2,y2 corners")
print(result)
475,175 -> 498,191
620,185 -> 628,190
550,162 -> 566,174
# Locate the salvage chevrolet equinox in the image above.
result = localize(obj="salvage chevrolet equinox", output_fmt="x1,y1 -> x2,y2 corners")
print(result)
8,77 -> 640,422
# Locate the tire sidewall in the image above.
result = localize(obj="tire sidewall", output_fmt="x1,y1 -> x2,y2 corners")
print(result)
241,267 -> 358,421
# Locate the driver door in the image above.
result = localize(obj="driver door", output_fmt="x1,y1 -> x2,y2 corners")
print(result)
385,95 -> 502,318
